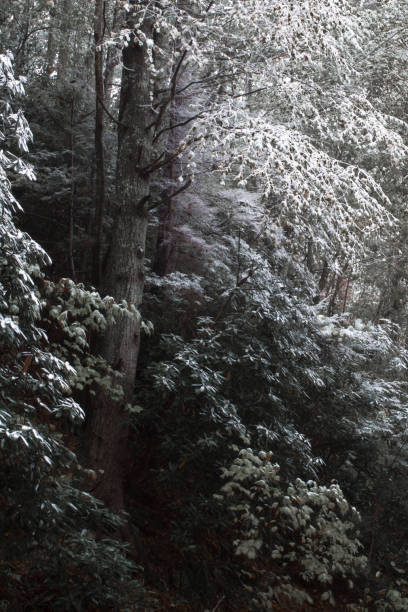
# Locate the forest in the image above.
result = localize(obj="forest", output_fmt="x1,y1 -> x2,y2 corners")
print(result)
2,0 -> 408,609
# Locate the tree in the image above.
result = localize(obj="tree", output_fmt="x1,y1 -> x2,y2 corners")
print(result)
85,0 -> 393,512
5,0 -> 408,608
92,0 -> 106,286
0,50 -> 145,610
86,2 -> 153,514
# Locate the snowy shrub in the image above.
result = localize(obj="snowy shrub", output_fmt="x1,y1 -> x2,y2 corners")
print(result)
0,51 -> 145,609
217,448 -> 367,608
41,277 -> 151,403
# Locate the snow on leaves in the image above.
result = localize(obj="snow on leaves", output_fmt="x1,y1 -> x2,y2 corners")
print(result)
217,447 -> 366,608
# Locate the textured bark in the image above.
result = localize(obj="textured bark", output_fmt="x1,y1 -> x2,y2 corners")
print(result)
45,4 -> 57,76
154,197 -> 177,276
67,98 -> 76,281
153,46 -> 182,277
104,0 -> 121,102
56,0 -> 71,82
153,112 -> 178,276
14,0 -> 31,71
87,14 -> 152,513
92,0 -> 106,286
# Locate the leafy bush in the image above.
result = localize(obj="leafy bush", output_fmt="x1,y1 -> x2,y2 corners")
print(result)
217,447 -> 366,609
0,51 -> 146,610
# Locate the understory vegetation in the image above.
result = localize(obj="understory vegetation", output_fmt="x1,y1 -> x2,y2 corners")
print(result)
2,0 -> 408,610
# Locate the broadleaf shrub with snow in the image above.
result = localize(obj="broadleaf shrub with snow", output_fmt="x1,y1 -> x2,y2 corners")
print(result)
0,51 -> 145,609
216,447 -> 366,609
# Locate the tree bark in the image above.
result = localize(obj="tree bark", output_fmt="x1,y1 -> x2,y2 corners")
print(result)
87,10 -> 152,513
92,0 -> 106,286
104,0 -> 121,102
154,196 -> 177,276
45,3 -> 57,76
67,97 -> 76,281
153,44 -> 182,277
14,0 -> 31,71
56,0 -> 71,82
153,106 -> 178,276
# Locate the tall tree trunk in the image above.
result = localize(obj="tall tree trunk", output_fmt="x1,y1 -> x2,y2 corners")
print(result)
56,0 -> 71,82
104,0 -> 121,102
14,0 -> 32,73
154,196 -> 177,276
46,4 -> 57,76
67,97 -> 76,281
92,0 -> 106,286
153,42 -> 183,277
153,108 -> 178,276
87,10 -> 152,514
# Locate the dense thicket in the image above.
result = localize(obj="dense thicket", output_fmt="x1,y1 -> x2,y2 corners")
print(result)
0,50 -> 144,609
2,1 -> 408,610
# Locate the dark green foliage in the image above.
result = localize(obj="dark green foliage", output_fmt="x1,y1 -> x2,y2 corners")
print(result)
125,188 -> 408,608
0,51 -> 146,611
4,0 -> 408,609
